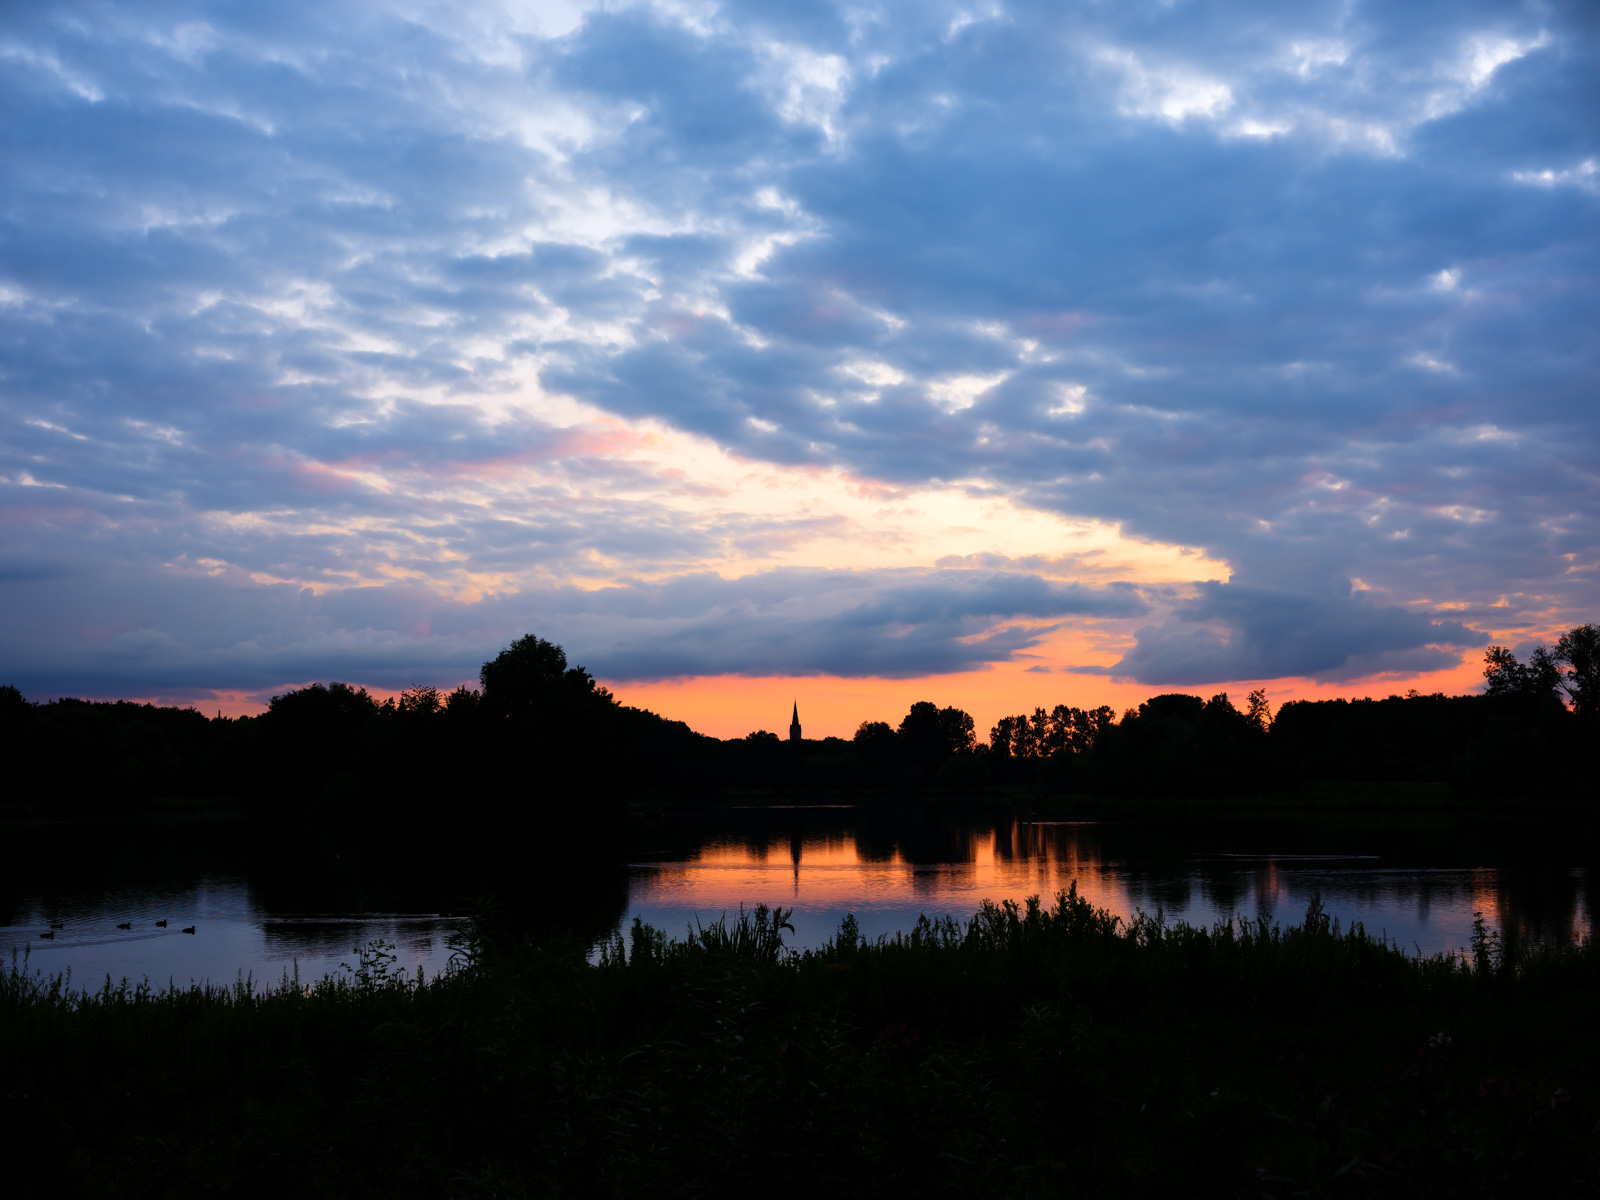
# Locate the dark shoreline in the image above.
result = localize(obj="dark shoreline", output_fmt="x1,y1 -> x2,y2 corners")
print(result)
5,890 -> 1596,1197
8,778 -> 1600,826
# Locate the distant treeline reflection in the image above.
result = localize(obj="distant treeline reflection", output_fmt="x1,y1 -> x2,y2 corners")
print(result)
2,626 -> 1596,818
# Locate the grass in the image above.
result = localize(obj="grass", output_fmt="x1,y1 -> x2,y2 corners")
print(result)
3,889 -> 1597,1197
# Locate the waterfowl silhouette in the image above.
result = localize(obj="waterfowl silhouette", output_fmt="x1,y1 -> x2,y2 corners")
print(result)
181,926 -> 196,935
155,920 -> 167,928
116,922 -> 132,930
49,921 -> 64,929
39,930 -> 53,940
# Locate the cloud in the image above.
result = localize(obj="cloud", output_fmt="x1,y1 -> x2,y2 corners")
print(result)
0,565 -> 1147,698
555,568 -> 1148,680
1110,581 -> 1488,686
0,0 -> 1595,701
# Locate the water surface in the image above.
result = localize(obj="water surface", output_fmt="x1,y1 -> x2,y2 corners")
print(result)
1,818 -> 623,988
624,808 -> 1595,957
2,808 -> 1592,986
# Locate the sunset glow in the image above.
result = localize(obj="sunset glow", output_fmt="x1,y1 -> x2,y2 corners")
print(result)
625,825 -> 1583,956
1,0 -> 1593,723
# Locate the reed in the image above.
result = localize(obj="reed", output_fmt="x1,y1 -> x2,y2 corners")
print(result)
3,890 -> 1596,1197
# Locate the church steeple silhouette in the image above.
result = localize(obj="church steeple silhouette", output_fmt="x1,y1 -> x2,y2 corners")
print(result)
790,701 -> 802,743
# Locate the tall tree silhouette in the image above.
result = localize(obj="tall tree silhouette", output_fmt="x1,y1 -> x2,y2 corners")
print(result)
1483,643 -> 1562,704
475,635 -> 622,811
897,702 -> 975,776
1553,624 -> 1600,718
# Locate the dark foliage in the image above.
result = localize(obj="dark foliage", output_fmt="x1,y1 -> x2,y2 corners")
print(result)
4,891 -> 1597,1197
2,629 -> 1597,816
1554,623 -> 1600,718
973,635 -> 1596,801
0,691 -> 238,816
1088,691 -> 1275,796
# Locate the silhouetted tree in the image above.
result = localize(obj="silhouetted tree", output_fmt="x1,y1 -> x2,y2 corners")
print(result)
1246,688 -> 1272,732
988,715 -> 1021,759
473,635 -> 623,812
724,730 -> 787,792
480,635 -> 608,718
1088,692 -> 1276,796
0,693 -> 228,816
399,685 -> 442,715
445,685 -> 481,716
1483,643 -> 1562,703
0,683 -> 25,721
941,706 -> 977,755
898,702 -> 974,767
802,739 -> 870,794
615,704 -> 721,797
257,682 -> 381,814
1553,624 -> 1600,718
852,721 -> 899,788
8,619 -> 1596,817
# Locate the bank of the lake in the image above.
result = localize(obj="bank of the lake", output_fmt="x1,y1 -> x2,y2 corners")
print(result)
628,777 -> 1600,819
4,891 -> 1597,1198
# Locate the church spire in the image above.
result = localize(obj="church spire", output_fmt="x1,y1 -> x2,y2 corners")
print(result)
789,700 -> 802,743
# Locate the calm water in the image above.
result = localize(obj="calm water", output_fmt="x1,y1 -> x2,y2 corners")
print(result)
0,819 -> 625,989
623,808 -> 1595,957
2,809 -> 1593,987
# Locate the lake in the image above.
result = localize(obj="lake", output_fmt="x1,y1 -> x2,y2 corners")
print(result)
2,807 -> 1592,988
623,806 -> 1595,956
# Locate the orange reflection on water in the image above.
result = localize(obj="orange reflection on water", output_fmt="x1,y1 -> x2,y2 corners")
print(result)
633,825 -> 1145,936
626,820 -> 1592,956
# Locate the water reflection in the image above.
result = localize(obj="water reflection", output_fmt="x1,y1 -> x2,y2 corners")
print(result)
4,878 -> 464,989
3,810 -> 1591,984
0,818 -> 629,987
626,811 -> 1595,957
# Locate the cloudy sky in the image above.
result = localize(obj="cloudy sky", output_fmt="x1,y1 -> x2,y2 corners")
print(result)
2,0 -> 1595,735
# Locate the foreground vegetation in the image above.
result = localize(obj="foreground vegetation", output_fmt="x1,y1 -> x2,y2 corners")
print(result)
5,891 -> 1597,1197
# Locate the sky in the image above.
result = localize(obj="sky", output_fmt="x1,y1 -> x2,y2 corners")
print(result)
1,0 -> 1596,738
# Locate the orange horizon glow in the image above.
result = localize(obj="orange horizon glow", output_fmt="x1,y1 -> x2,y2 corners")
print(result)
606,651 -> 1494,742
101,642 -> 1498,733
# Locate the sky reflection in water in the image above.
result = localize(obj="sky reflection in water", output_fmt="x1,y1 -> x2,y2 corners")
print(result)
2,815 -> 1591,985
627,819 -> 1593,958
2,879 -> 462,990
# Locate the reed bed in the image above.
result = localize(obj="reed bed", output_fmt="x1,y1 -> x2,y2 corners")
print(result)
4,889 -> 1597,1197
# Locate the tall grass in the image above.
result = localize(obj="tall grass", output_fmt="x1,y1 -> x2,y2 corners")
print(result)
4,889 -> 1597,1197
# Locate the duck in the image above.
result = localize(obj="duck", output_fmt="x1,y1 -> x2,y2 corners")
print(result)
155,920 -> 167,928
116,922 -> 132,930
49,921 -> 64,929
39,930 -> 53,940
181,926 -> 196,935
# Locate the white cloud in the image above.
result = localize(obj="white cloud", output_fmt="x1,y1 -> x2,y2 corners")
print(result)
1406,353 -> 1460,375
1100,47 -> 1233,124
1421,30 -> 1551,122
1045,383 -> 1087,418
1285,39 -> 1350,78
1512,158 -> 1599,194
755,41 -> 852,145
928,371 -> 1011,413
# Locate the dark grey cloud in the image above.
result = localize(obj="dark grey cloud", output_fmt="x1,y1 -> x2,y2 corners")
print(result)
547,569 -> 1147,680
0,565 -> 1145,698
1110,581 -> 1488,686
1,0 -> 1596,696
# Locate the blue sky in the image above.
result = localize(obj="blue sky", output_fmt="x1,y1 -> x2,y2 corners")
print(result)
1,0 -> 1595,729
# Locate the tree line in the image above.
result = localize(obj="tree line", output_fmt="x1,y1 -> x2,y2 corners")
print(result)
2,625 -> 1595,818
